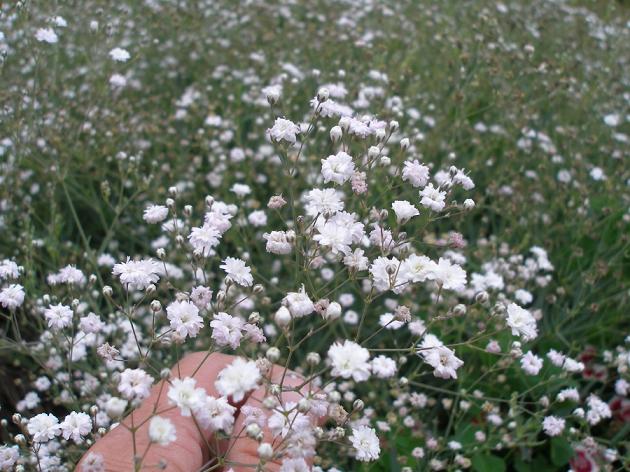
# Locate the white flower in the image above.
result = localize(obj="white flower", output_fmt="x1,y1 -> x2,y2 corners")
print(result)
391,200 -> 419,223
59,412 -> 92,443
189,224 -> 221,257
248,210 -> 267,227
542,416 -> 565,436
0,445 -> 19,471
280,458 -> 310,472
557,387 -> 580,403
402,159 -> 430,187
418,334 -> 464,379
263,231 -> 294,255
327,340 -> 371,382
168,377 -> 205,416
305,188 -> 344,216
369,256 -> 401,292
269,117 -> 300,144
166,300 -> 203,339
35,28 -> 58,43
27,413 -> 60,443
231,183 -> 251,197
143,205 -> 169,223
149,416 -> 177,445
0,260 -> 20,280
520,351 -> 543,375
118,368 -> 154,401
210,312 -> 244,349
343,248 -> 369,271
0,284 -> 25,310
195,395 -> 236,433
349,425 -> 380,462
399,254 -> 437,284
432,258 -> 467,291
419,183 -> 446,212
112,258 -> 161,290
371,356 -> 397,378
313,220 -> 353,255
190,286 -> 213,309
79,313 -> 105,334
283,286 -> 314,318
586,394 -> 611,425
47,265 -> 86,286
220,257 -> 253,287
109,47 -> 130,62
321,151 -> 355,184
506,303 -> 538,341
43,304 -> 73,331
379,313 -> 404,330
215,358 -> 261,402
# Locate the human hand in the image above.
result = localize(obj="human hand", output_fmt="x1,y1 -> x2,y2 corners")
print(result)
76,352 -> 319,471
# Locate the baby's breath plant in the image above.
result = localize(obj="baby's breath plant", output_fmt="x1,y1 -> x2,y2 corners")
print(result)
0,1 -> 628,471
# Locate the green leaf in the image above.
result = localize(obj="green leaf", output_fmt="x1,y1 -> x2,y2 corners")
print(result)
550,437 -> 574,466
472,453 -> 506,472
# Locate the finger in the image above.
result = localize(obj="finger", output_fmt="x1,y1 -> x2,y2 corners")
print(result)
77,351 -> 236,471
224,364 -> 322,471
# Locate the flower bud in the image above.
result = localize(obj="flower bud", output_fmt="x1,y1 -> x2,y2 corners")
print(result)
183,205 -> 193,216
463,198 -> 475,210
306,352 -> 321,366
368,146 -> 380,159
298,398 -> 311,413
253,284 -> 265,295
246,423 -> 261,438
380,156 -> 391,166
150,300 -> 162,312
353,399 -> 365,411
330,126 -> 342,142
317,87 -> 329,102
168,186 -> 178,197
453,304 -> 467,316
266,347 -> 281,363
146,284 -> 156,294
400,137 -> 410,150
389,120 -> 399,131
156,248 -> 166,259
274,306 -> 291,327
325,302 -> 342,320
205,195 -> 214,208
102,286 -> 113,298
257,443 -> 273,461
14,434 -> 26,447
475,291 -> 489,304
339,116 -> 351,131
248,311 -> 261,324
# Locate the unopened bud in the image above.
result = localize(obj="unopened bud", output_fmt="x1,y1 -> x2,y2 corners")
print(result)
258,443 -> 273,461
274,306 -> 291,327
102,286 -> 113,297
453,304 -> 467,316
389,120 -> 399,131
150,300 -> 162,312
400,137 -> 410,150
317,87 -> 329,102
306,352 -> 321,366
330,126 -> 342,142
266,347 -> 281,363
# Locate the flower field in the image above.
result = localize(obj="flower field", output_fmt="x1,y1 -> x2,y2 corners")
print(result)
0,0 -> 628,471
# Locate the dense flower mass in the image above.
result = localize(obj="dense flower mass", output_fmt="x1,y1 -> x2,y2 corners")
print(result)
0,0 -> 628,471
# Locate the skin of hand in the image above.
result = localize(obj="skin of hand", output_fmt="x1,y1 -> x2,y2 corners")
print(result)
76,352 -> 314,472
